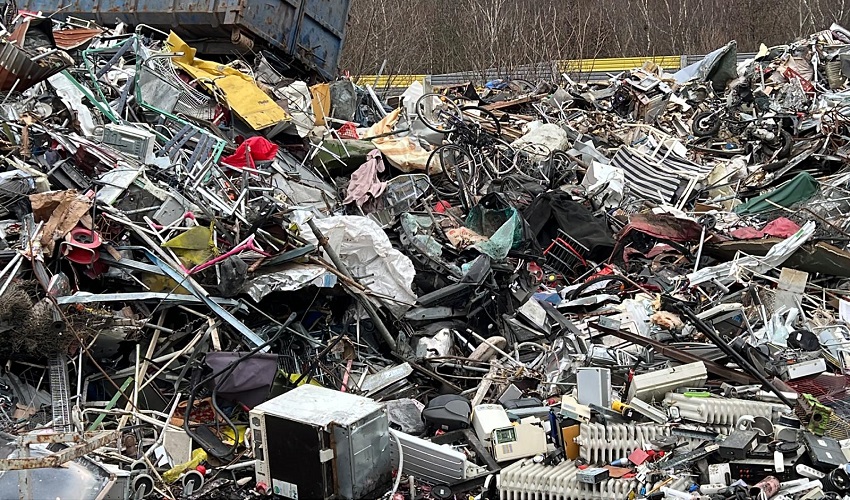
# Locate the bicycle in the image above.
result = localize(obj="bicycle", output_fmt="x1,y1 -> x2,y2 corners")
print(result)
511,144 -> 578,189
416,93 -> 517,207
417,94 -> 580,206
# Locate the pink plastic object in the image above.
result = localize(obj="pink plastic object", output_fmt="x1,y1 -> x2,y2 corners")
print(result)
60,227 -> 103,264
189,235 -> 270,274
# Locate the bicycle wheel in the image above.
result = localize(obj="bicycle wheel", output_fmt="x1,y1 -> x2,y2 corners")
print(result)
426,145 -> 474,197
416,94 -> 463,134
481,138 -> 517,177
549,150 -> 577,187
460,105 -> 502,137
514,143 -> 552,182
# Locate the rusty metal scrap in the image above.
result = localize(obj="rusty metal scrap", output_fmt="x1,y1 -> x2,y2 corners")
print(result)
0,431 -> 119,470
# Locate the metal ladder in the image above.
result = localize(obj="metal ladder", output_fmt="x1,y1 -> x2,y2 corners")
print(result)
48,354 -> 72,433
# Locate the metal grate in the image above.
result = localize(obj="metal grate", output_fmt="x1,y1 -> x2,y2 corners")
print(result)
786,374 -> 850,400
787,374 -> 850,439
147,54 -> 218,121
364,174 -> 431,227
543,229 -> 589,276
49,354 -> 72,433
824,414 -> 850,440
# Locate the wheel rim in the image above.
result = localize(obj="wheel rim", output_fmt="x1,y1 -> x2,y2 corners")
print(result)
417,94 -> 461,133
428,146 -> 473,196
486,141 -> 516,176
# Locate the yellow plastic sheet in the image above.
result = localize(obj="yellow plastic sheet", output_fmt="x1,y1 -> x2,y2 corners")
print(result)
162,225 -> 218,268
310,83 -> 331,126
166,32 -> 289,130
220,425 -> 248,446
163,448 -> 207,483
139,274 -> 190,294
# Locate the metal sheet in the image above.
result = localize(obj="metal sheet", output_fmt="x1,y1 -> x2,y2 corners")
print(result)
19,0 -> 352,80
0,40 -> 72,92
360,363 -> 413,395
53,28 -> 102,50
253,385 -> 385,428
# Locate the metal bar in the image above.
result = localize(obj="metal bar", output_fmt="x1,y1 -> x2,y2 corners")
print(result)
366,85 -> 387,117
184,134 -> 208,175
19,432 -> 89,445
671,302 -> 796,408
589,321 -> 756,384
114,75 -> 133,116
17,444 -> 29,500
55,292 -> 239,305
95,40 -> 134,79
87,377 -> 132,432
97,254 -> 165,275
158,123 -> 192,157
0,431 -> 120,471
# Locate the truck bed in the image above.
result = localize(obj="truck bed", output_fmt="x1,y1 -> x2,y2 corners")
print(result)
19,0 -> 351,80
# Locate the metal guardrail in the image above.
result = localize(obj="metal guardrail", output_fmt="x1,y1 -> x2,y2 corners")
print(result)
355,55 -> 683,90
683,52 -> 758,66
352,74 -> 427,88
558,55 -> 683,72
355,52 -> 761,94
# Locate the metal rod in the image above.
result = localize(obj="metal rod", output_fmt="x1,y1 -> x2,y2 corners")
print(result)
305,218 -> 397,352
292,333 -> 346,387
672,301 -> 796,408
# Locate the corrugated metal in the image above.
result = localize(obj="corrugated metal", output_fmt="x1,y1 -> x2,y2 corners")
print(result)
18,0 -> 353,80
53,28 -> 102,50
0,43 -> 73,92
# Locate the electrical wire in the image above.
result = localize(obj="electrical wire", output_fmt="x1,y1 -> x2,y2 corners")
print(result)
384,431 -> 404,499
183,312 -> 296,458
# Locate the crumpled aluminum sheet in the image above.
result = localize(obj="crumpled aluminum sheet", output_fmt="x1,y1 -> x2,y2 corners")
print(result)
688,220 -> 816,285
243,263 -> 337,302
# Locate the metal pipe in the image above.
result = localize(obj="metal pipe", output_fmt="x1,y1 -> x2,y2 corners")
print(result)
305,218 -> 397,352
590,321 -> 756,384
672,301 -> 796,408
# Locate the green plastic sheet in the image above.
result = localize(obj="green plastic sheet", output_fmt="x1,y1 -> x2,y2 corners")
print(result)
734,172 -> 819,215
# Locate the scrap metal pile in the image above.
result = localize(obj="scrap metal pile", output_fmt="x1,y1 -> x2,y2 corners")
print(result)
7,10 -> 850,500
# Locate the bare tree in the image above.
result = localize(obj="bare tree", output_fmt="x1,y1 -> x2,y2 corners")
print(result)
340,0 -> 850,81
